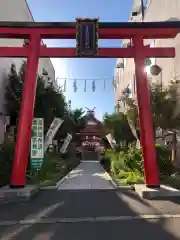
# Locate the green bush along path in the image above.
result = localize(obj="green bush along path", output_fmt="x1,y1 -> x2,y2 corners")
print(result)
102,144 -> 176,187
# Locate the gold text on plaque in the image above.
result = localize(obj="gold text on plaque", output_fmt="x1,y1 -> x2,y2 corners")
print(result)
85,25 -> 90,49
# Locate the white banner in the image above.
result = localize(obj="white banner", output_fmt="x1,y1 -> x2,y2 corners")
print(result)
60,133 -> 72,154
106,133 -> 116,148
31,118 -> 44,159
44,118 -> 64,153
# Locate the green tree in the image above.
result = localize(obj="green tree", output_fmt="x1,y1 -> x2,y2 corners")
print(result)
5,62 -> 67,133
103,112 -> 135,145
121,81 -> 180,160
54,108 -> 86,144
150,82 -> 180,161
69,108 -> 86,133
5,63 -> 23,126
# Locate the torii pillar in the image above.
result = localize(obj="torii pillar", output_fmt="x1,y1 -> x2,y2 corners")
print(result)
133,37 -> 159,188
10,34 -> 41,188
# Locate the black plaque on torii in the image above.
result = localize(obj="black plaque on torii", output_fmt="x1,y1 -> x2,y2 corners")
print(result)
76,18 -> 99,57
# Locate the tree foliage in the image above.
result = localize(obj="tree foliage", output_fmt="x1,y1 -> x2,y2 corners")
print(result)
121,82 -> 180,138
4,62 -> 88,147
103,112 -> 135,145
121,81 -> 180,160
70,108 -> 86,133
104,143 -> 172,185
5,63 -> 23,125
5,62 -> 67,133
150,82 -> 180,131
55,108 -> 86,141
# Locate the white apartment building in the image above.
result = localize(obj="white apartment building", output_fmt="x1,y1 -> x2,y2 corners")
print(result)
0,0 -> 55,143
114,0 -> 180,148
115,0 -> 180,111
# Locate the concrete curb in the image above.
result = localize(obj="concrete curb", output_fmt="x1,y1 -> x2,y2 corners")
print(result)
135,184 -> 180,199
0,185 -> 39,204
40,163 -> 81,190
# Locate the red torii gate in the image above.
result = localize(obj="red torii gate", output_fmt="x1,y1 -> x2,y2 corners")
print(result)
1,21 -> 178,188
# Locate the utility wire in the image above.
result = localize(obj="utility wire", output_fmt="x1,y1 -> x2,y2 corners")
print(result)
56,77 -> 115,81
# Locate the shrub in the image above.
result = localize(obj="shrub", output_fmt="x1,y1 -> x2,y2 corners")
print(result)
105,149 -> 124,175
105,143 -> 173,185
110,151 -> 126,175
38,152 -> 63,181
118,170 -> 144,184
105,144 -> 143,175
27,152 -> 80,185
122,144 -> 143,173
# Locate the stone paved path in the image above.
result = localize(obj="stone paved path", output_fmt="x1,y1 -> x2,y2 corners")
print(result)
58,161 -> 114,190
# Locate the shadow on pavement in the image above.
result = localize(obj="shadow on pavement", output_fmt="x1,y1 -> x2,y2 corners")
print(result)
0,189 -> 180,239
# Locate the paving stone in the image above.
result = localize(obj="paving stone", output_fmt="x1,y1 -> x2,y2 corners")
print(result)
58,162 -> 114,190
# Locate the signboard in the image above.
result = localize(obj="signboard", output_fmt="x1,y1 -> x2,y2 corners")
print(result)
76,18 -> 99,57
31,118 -> 44,170
60,133 -> 72,154
44,118 -> 64,153
106,133 -> 116,149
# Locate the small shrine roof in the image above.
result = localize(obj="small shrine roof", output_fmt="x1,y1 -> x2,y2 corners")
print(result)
79,109 -> 104,135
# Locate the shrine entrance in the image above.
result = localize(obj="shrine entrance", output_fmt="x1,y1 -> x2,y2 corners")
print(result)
0,19 -> 178,188
76,108 -> 105,162
82,151 -> 99,161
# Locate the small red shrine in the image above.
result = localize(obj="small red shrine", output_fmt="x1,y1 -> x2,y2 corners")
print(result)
76,108 -> 105,160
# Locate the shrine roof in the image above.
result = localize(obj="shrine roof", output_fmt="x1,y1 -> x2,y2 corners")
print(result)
79,110 -> 104,134
84,114 -> 102,124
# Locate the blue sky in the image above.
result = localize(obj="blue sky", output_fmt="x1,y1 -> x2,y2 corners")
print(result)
27,0 -> 133,119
